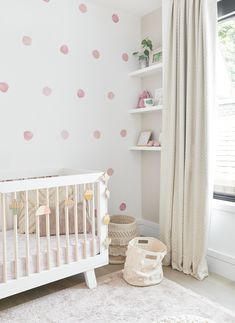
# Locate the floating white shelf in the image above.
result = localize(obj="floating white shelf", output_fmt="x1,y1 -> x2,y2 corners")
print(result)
129,146 -> 161,152
128,105 -> 163,114
128,63 -> 162,78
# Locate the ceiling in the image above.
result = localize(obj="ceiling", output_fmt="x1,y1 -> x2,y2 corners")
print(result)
91,0 -> 162,16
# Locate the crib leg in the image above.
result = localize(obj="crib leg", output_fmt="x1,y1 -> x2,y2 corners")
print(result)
84,269 -> 97,289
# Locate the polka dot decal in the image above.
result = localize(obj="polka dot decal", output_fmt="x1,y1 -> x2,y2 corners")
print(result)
22,36 -> 32,46
79,3 -> 87,13
61,130 -> 69,140
93,130 -> 101,139
120,129 -> 127,137
119,203 -> 126,211
92,49 -> 100,59
23,131 -> 33,141
1,3 -> 138,221
107,168 -> 114,176
107,91 -> 115,100
77,89 -> 85,98
122,53 -> 129,62
112,13 -> 119,23
60,44 -> 69,55
42,86 -> 52,96
0,82 -> 9,93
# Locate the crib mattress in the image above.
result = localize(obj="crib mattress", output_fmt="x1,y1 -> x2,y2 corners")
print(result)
0,230 -> 100,282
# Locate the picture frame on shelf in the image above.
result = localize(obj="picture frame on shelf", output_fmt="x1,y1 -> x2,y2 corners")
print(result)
137,131 -> 152,146
155,88 -> 163,105
151,48 -> 162,65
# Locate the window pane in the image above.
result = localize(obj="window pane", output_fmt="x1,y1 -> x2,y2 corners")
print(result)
218,17 -> 235,98
215,17 -> 235,197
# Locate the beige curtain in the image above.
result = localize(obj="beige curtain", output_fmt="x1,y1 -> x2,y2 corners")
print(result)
160,0 -> 217,280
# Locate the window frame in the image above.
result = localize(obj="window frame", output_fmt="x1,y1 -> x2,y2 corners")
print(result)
214,1 -> 235,202
218,0 -> 235,21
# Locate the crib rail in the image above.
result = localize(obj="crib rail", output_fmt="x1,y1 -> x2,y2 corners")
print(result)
0,171 -> 109,285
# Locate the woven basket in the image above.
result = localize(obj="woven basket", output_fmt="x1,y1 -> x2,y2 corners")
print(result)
108,215 -> 138,264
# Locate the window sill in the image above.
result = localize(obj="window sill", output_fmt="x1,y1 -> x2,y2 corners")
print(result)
218,98 -> 235,105
213,198 -> 235,213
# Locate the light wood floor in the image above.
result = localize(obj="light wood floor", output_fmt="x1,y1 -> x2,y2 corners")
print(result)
0,264 -> 235,314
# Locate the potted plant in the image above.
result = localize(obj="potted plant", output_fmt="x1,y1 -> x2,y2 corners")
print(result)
133,38 -> 153,69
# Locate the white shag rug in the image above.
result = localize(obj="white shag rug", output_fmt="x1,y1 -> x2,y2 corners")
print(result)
0,271 -> 235,323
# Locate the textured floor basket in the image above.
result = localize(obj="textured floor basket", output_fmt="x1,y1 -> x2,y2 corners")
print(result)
123,237 -> 167,286
108,215 -> 138,264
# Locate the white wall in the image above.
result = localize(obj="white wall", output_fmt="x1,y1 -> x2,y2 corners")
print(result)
141,8 -> 162,222
0,0 -> 142,219
207,201 -> 235,281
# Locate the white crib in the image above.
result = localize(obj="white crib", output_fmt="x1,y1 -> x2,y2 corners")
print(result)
0,168 -> 110,299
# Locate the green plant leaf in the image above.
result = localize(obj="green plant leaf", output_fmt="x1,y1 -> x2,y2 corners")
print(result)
141,39 -> 147,46
139,54 -> 146,60
144,49 -> 149,57
132,51 -> 139,56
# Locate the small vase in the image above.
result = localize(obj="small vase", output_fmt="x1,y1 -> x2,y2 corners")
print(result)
139,57 -> 149,69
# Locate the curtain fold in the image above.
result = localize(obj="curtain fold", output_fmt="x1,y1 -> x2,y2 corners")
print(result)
160,0 -> 217,280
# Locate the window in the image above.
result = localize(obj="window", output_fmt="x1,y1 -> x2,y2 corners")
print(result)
214,1 -> 235,201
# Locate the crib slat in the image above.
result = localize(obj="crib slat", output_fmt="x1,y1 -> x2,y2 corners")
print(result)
46,188 -> 51,270
36,189 -> 41,272
25,191 -> 30,276
1,193 -> 7,282
55,187 -> 61,267
13,192 -> 19,279
91,183 -> 96,256
65,186 -> 70,264
83,184 -> 87,258
74,185 -> 79,261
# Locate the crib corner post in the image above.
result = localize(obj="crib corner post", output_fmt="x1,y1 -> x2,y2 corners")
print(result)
97,180 -> 108,256
84,269 -> 97,289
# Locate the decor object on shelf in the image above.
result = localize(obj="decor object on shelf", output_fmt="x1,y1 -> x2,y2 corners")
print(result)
137,90 -> 152,108
153,140 -> 161,147
123,237 -> 167,286
159,132 -> 163,146
151,48 -> 162,65
155,88 -> 163,105
144,98 -> 154,107
108,215 -> 138,264
137,131 -> 152,146
133,38 -> 153,69
147,140 -> 160,147
147,140 -> 154,146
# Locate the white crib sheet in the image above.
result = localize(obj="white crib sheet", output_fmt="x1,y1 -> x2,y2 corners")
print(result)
0,230 -> 100,282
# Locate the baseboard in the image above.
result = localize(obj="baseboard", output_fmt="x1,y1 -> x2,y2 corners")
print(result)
137,219 -> 235,282
207,249 -> 235,281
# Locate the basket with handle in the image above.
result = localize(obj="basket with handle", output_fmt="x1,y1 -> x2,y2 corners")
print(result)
123,237 -> 167,286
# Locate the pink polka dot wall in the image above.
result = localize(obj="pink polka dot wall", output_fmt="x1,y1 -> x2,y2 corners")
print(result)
0,1 -> 142,219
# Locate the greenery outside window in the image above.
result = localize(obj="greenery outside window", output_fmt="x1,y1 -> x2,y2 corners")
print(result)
215,6 -> 235,201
